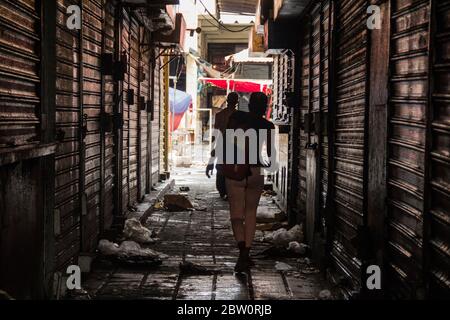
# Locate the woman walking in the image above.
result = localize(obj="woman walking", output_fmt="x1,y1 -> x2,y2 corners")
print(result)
223,92 -> 275,273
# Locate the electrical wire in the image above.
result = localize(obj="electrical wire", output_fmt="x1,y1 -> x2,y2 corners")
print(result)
198,0 -> 253,33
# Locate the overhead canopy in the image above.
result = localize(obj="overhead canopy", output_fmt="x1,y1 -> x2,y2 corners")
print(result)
200,77 -> 272,94
217,0 -> 258,15
274,0 -> 311,20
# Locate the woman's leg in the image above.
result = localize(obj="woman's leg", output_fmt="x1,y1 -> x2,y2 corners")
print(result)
244,168 -> 264,247
225,177 -> 246,243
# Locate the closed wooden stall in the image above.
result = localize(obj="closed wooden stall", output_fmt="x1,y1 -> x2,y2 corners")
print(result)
330,0 -> 369,295
428,0 -> 450,298
0,0 -> 41,147
320,0 -> 331,216
297,22 -> 310,219
121,8 -> 130,211
103,0 -> 116,227
138,27 -> 151,196
128,16 -> 140,204
292,0 -> 332,254
119,9 -> 152,209
81,0 -> 103,252
387,0 -> 430,298
0,0 -> 46,298
54,0 -> 82,270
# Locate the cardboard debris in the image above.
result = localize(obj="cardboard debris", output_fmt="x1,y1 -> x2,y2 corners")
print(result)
123,218 -> 157,244
154,200 -> 165,210
263,224 -> 304,247
164,194 -> 194,211
262,190 -> 277,197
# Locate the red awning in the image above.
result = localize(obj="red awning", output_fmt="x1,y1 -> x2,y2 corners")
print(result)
200,77 -> 272,94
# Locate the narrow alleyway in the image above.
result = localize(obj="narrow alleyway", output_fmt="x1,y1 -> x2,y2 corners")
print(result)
81,167 -> 332,300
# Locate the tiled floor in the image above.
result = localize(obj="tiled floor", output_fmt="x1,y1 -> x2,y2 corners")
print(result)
82,168 -> 332,300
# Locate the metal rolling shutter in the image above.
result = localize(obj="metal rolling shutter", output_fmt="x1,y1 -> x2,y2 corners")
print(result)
428,0 -> 450,298
310,1 -> 330,220
296,0 -> 332,252
103,0 -> 116,228
320,0 -> 331,212
0,0 -> 40,148
151,52 -> 161,183
54,0 -> 81,270
128,16 -> 139,203
331,0 -> 369,293
81,0 -> 103,252
298,23 -> 310,217
305,3 -> 322,246
387,0 -> 430,298
138,28 -> 150,196
121,9 -> 130,211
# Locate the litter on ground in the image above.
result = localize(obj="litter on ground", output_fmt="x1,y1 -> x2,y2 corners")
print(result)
287,241 -> 308,255
263,224 -> 304,247
97,239 -> 167,266
123,218 -> 158,243
164,194 -> 194,211
275,261 -> 294,271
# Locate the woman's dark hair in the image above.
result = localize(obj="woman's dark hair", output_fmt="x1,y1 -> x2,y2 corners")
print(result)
248,92 -> 268,116
227,92 -> 239,107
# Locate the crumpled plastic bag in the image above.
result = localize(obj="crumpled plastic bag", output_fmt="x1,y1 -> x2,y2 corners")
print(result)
117,241 -> 168,259
256,210 -> 286,223
97,239 -> 167,260
287,241 -> 308,255
123,218 -> 157,243
275,261 -> 294,271
263,224 -> 304,247
98,239 -> 120,255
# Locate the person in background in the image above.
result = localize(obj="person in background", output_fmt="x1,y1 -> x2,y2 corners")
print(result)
206,92 -> 239,199
225,92 -> 275,273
